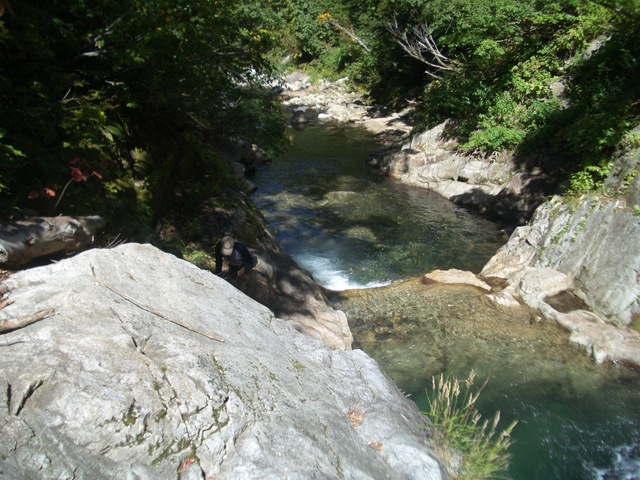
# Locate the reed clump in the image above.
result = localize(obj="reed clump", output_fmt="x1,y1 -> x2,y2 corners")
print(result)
425,371 -> 518,479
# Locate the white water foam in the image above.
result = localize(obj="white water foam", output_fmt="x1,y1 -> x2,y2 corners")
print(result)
295,253 -> 392,291
592,444 -> 640,480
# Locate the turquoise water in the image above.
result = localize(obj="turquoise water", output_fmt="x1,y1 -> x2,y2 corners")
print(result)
332,281 -> 640,480
253,122 -> 640,479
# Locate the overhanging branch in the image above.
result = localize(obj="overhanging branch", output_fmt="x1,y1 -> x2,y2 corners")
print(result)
387,16 -> 458,79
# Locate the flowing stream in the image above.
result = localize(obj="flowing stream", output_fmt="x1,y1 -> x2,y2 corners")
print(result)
253,121 -> 640,480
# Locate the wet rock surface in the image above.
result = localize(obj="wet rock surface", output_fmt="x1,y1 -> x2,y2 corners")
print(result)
367,122 -> 554,226
481,196 -> 640,366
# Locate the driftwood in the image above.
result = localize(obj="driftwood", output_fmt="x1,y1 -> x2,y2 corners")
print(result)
0,216 -> 105,267
0,307 -> 55,334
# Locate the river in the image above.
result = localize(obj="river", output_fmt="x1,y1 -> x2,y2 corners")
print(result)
253,121 -> 640,480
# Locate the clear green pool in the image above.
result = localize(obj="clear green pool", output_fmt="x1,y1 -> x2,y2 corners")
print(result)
254,121 -> 640,479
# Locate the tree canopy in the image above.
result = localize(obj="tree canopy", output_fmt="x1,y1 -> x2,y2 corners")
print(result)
1,0 -> 638,225
277,0 -> 639,191
0,0 -> 285,222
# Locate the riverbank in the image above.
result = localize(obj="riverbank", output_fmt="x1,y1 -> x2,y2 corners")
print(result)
251,109 -> 640,480
279,72 -> 549,228
279,72 -> 413,139
277,72 -> 640,368
0,244 -> 450,479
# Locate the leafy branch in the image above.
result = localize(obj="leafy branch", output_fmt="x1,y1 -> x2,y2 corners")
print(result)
55,158 -> 104,209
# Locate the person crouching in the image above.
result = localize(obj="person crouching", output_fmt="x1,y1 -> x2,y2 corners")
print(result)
214,235 -> 255,280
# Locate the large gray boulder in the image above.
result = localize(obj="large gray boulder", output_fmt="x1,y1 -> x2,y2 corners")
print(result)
0,244 -> 447,480
481,196 -> 640,365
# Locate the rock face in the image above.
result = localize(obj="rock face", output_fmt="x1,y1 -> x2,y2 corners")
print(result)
368,122 -> 554,225
243,226 -> 354,351
480,197 -> 640,365
360,114 -> 640,365
480,195 -> 640,365
0,244 -> 447,480
188,191 -> 353,351
478,130 -> 640,365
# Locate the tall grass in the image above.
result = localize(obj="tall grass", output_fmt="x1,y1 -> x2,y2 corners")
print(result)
425,371 -> 518,479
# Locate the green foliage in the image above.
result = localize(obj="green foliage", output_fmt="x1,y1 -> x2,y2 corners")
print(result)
413,0 -> 611,150
567,162 -> 613,195
531,18 -> 640,167
0,131 -> 25,193
284,1 -> 338,61
426,371 -> 517,480
277,0 -> 383,84
181,246 -> 217,271
351,0 -> 638,192
0,0 -> 285,222
4,0 -> 638,221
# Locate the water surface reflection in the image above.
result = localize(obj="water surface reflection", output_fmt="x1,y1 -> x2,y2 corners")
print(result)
255,121 -> 640,479
254,123 -> 506,289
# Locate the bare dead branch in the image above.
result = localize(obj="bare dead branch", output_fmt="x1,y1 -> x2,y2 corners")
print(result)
387,16 -> 458,79
318,13 -> 371,54
0,308 -> 56,334
97,280 -> 225,343
328,20 -> 371,54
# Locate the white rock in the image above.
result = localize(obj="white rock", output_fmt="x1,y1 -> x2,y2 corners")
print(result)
0,244 -> 447,480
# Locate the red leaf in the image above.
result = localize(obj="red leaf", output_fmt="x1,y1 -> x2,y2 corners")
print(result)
28,190 -> 40,200
91,170 -> 103,180
69,157 -> 81,165
70,166 -> 87,182
43,188 -> 56,197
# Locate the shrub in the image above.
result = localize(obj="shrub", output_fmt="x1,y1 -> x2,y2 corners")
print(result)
425,371 -> 518,480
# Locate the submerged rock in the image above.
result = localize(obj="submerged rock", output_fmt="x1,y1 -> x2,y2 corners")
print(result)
0,244 -> 448,480
290,109 -> 309,125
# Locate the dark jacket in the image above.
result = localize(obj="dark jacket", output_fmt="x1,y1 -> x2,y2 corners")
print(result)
214,240 -> 254,274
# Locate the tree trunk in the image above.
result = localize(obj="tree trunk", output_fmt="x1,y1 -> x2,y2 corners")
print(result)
0,216 -> 105,267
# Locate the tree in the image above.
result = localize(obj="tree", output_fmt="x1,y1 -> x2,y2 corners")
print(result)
0,0 -> 285,222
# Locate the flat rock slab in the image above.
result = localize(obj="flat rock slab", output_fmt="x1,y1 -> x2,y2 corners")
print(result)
0,244 -> 446,480
423,269 -> 491,292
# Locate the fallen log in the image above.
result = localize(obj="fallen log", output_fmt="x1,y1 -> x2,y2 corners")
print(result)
0,307 -> 55,334
0,216 -> 105,267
